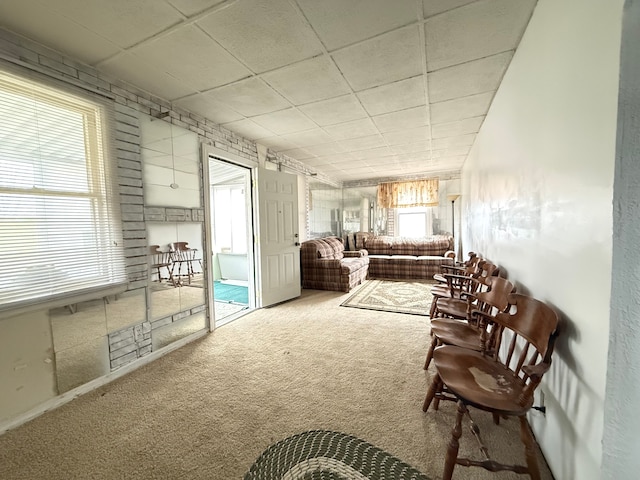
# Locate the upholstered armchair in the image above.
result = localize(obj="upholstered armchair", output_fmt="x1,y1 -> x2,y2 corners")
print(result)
300,237 -> 369,292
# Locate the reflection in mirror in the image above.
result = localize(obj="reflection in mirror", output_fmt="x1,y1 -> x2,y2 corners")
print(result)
105,289 -> 147,333
342,186 -> 379,235
139,115 -> 200,208
50,299 -> 109,393
308,180 -> 342,238
148,222 -> 205,322
152,312 -> 206,351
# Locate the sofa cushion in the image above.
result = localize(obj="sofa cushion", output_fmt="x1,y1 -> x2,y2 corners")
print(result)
323,236 -> 345,260
365,236 -> 393,255
390,236 -> 453,256
340,257 -> 369,274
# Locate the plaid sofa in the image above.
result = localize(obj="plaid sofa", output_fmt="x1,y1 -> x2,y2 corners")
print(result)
354,232 -> 455,279
301,236 -> 369,292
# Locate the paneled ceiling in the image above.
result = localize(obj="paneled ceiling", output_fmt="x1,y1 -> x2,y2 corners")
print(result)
0,0 -> 537,183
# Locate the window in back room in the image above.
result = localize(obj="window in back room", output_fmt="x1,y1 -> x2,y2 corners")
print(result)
0,69 -> 126,313
395,206 -> 435,238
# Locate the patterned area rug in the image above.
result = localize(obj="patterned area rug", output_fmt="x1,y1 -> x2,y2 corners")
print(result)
340,280 -> 434,316
244,430 -> 430,480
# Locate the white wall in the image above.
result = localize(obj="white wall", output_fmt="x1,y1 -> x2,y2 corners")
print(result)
602,1 -> 640,477
460,0 -> 623,478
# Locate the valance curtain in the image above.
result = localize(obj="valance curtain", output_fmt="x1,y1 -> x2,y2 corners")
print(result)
377,179 -> 439,208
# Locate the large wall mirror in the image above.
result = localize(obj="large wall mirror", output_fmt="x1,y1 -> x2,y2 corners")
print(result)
140,113 -> 208,346
139,115 -> 201,209
147,222 -> 205,321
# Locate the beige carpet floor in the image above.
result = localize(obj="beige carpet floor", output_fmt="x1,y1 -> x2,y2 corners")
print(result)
0,288 -> 553,480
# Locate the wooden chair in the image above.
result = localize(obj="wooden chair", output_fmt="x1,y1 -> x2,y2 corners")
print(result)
424,276 -> 515,369
429,256 -> 485,318
169,241 -> 202,285
433,252 -> 480,284
150,245 -> 176,286
423,294 -> 560,480
431,261 -> 500,319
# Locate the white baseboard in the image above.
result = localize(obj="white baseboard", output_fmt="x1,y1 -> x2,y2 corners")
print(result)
0,329 -> 209,436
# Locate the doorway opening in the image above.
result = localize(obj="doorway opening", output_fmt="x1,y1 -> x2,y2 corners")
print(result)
208,157 -> 255,326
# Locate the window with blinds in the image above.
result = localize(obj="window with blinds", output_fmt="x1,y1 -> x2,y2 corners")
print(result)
0,69 -> 127,314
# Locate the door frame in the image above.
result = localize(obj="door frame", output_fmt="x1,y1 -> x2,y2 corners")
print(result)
202,144 -> 259,331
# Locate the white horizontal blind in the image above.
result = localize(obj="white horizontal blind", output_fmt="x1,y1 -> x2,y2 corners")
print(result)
0,70 -> 127,312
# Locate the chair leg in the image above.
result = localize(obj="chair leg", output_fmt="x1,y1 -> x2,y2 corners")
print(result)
423,372 -> 442,412
424,336 -> 440,370
492,412 -> 500,425
519,416 -> 541,480
443,400 -> 466,480
429,297 -> 439,317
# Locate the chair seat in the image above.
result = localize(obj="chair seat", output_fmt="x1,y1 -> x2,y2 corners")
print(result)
430,319 -> 483,351
433,346 -> 532,415
435,297 -> 468,318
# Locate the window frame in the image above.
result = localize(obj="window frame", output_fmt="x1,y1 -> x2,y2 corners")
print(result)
0,68 -> 127,318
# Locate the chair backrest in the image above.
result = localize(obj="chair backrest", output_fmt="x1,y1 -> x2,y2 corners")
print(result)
170,241 -> 197,260
490,294 -> 560,400
474,276 -> 516,315
150,245 -> 171,266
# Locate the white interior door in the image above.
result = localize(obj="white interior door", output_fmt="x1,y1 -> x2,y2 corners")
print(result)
256,168 -> 301,307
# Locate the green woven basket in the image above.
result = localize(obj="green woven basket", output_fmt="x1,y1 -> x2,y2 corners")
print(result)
245,430 -> 431,480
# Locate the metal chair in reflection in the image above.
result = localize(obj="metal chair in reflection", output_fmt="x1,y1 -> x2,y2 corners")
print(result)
150,245 -> 176,287
169,241 -> 202,285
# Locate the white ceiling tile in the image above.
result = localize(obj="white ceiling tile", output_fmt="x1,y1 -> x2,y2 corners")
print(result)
430,91 -> 494,124
256,136 -> 299,151
251,108 -> 318,135
174,93 -> 244,124
339,135 -> 387,151
431,146 -> 471,158
222,118 -> 274,140
323,118 -> 379,141
332,25 -> 423,91
431,116 -> 484,139
297,0 -> 417,50
372,106 -> 429,133
134,26 -> 251,91
281,148 -> 315,160
167,0 -> 225,16
433,155 -> 467,166
208,77 -> 290,116
349,147 -> 393,160
340,159 -> 372,169
391,141 -> 431,154
101,53 -> 195,100
298,95 -> 367,126
422,0 -> 477,18
426,0 -> 536,71
357,76 -> 425,116
261,55 -> 352,105
280,129 -> 334,147
303,142 -> 347,157
197,0 -> 323,73
307,154 -> 348,167
383,126 -> 430,146
431,134 -> 476,149
428,52 -> 512,102
49,0 -> 183,49
0,0 -> 120,64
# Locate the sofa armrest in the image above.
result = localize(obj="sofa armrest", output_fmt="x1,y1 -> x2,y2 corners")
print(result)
344,249 -> 368,258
